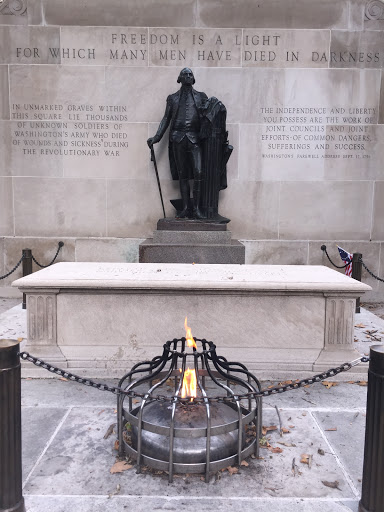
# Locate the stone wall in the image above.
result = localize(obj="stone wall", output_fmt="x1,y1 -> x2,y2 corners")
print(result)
1,0 -> 384,299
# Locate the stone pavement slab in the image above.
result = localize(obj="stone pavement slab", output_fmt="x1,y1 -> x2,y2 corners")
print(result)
24,496 -> 359,512
23,406 -> 357,500
22,407 -> 67,481
314,411 -> 366,491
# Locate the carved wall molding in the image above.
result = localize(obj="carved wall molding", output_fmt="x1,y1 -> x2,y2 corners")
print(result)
28,293 -> 57,346
365,0 -> 384,20
0,0 -> 27,16
324,297 -> 355,348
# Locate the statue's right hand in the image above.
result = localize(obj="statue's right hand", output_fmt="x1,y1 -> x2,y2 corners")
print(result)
147,136 -> 159,148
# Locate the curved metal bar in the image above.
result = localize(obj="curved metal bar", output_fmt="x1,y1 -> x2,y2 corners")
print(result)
136,352 -> 177,474
194,353 -> 211,482
118,354 -> 164,389
216,355 -> 262,392
204,355 -> 244,466
169,352 -> 186,483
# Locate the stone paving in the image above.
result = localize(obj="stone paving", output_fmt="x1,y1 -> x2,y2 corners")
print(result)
1,299 -> 383,511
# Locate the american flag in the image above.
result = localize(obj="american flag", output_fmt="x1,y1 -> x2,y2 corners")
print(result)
337,246 -> 353,277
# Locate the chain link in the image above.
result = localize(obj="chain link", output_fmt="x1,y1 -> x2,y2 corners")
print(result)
360,257 -> 384,283
321,245 -> 350,269
19,351 -> 370,404
31,241 -> 64,268
0,255 -> 25,280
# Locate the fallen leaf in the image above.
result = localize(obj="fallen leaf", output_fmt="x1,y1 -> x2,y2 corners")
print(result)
268,446 -> 283,454
98,409 -> 105,416
104,423 -> 116,439
240,460 -> 249,467
110,461 -> 133,474
355,323 -> 366,328
17,337 -> 23,341
262,425 -> 278,435
321,381 -> 339,389
114,440 -> 119,451
302,412 -> 307,417
288,425 -> 295,428
357,381 -> 368,387
278,442 -> 296,447
59,377 -> 68,382
300,453 -> 312,466
281,427 -> 290,434
226,466 -> 239,475
322,480 -> 341,490
325,427 -> 337,431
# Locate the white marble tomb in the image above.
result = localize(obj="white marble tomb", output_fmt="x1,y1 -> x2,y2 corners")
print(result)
13,262 -> 371,380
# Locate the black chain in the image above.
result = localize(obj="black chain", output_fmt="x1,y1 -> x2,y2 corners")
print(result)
321,245 -> 350,269
360,257 -> 384,283
19,351 -> 369,404
31,241 -> 64,268
0,255 -> 25,280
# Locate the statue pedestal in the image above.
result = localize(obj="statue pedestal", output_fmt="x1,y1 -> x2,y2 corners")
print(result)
139,218 -> 245,264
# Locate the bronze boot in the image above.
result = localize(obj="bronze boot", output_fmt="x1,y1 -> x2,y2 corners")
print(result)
177,179 -> 190,218
192,179 -> 205,220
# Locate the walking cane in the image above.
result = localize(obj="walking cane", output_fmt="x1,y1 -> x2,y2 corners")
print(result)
150,146 -> 166,219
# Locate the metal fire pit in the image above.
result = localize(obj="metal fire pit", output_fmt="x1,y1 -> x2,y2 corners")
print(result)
117,338 -> 262,483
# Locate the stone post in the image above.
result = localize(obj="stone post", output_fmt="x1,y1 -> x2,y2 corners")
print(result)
359,345 -> 384,512
0,339 -> 25,512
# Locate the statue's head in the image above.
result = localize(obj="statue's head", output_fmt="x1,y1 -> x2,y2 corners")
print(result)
177,68 -> 195,85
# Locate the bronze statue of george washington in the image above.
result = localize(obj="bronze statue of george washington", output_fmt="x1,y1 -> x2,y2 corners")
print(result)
147,68 -> 232,222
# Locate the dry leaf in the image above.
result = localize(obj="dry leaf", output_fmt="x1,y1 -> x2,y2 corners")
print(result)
355,323 -> 366,328
357,381 -> 368,387
322,480 -> 341,490
325,427 -> 337,432
321,381 -> 339,389
114,439 -> 119,451
17,337 -> 23,341
300,454 -> 310,464
278,442 -> 296,447
226,466 -> 239,475
268,446 -> 283,454
59,377 -> 68,382
110,461 -> 133,474
240,460 -> 249,467
262,425 -> 278,435
281,427 -> 290,434
103,423 -> 116,440
302,412 -> 307,417
288,425 -> 295,428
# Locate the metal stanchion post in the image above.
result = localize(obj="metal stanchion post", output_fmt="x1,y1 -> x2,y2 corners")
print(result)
359,345 -> 384,512
352,252 -> 362,314
0,339 -> 25,512
22,249 -> 32,310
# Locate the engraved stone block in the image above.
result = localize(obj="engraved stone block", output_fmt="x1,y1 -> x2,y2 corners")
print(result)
0,65 -> 9,119
0,26 -> 60,64
0,177 -> 13,236
60,27 -> 148,66
371,181 -> 384,240
13,177 -> 107,237
243,29 -> 330,68
197,0 -> 349,29
279,181 -> 373,240
149,28 -> 242,67
27,0 -> 196,27
330,30 -> 384,69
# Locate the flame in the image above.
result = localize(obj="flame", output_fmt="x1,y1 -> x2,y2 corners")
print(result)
184,316 -> 197,349
180,367 -> 197,401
